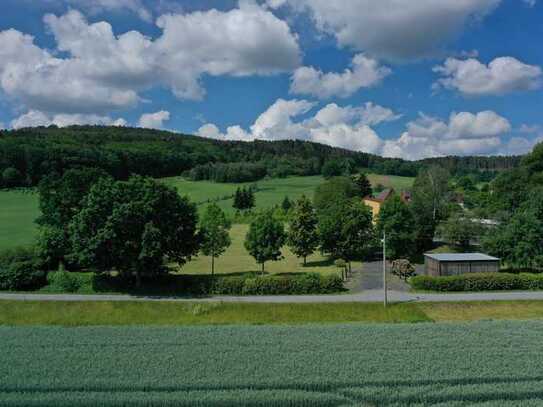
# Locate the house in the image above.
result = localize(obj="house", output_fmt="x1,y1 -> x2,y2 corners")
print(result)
362,188 -> 411,220
363,188 -> 395,219
424,253 -> 500,276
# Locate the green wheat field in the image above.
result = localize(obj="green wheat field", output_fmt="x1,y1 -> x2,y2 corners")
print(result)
1,320 -> 542,406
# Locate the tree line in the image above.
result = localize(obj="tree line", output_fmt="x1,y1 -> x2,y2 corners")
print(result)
0,125 -> 521,188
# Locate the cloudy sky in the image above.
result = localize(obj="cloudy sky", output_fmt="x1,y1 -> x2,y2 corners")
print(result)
1,0 -> 542,160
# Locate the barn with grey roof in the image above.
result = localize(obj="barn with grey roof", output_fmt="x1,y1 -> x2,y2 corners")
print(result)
424,253 -> 500,276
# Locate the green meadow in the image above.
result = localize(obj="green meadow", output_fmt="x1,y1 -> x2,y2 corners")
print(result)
0,190 -> 40,250
0,174 -> 414,251
181,224 -> 341,276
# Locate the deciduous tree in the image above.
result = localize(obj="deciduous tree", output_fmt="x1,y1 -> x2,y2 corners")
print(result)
338,200 -> 374,272
36,168 -> 110,269
411,166 -> 450,252
70,176 -> 200,286
244,210 -> 286,274
200,203 -> 231,275
287,195 -> 319,265
377,196 -> 416,260
438,212 -> 481,251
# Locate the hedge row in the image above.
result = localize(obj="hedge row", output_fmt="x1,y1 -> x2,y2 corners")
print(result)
410,272 -> 543,292
36,272 -> 345,296
205,273 -> 344,295
0,261 -> 46,291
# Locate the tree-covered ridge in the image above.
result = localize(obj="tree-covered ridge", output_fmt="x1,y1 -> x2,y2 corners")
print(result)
421,155 -> 522,176
0,125 -> 522,188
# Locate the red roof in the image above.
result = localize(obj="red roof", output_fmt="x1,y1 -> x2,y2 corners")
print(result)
364,188 -> 395,203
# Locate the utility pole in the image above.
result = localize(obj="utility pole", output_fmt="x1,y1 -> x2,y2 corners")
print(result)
383,229 -> 387,307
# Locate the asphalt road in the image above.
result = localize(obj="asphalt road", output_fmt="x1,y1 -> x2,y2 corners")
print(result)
2,290 -> 543,303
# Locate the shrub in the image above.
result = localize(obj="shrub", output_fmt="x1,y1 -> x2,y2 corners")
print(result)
409,272 -> 543,292
319,274 -> 345,292
211,277 -> 245,295
47,271 -> 83,293
2,167 -> 24,187
0,261 -> 46,291
242,273 -> 343,295
0,246 -> 39,268
391,259 -> 416,281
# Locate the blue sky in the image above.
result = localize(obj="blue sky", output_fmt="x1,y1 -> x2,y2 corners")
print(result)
0,0 -> 542,159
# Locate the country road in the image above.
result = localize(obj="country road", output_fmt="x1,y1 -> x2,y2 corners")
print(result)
3,290 -> 543,303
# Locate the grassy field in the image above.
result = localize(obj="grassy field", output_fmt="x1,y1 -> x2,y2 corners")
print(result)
2,300 -> 543,326
2,320 -> 543,405
181,224 -> 341,276
0,173 -> 414,251
366,172 -> 414,191
0,190 -> 39,250
0,301 -> 429,326
163,173 -> 414,216
419,301 -> 543,321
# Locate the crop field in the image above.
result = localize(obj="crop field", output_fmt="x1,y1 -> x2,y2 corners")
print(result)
0,174 -> 414,251
1,320 -> 543,406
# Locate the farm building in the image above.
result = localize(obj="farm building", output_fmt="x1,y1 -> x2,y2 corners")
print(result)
424,253 -> 500,276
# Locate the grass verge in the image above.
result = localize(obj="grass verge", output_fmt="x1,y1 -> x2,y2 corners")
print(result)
0,301 -> 429,326
419,300 -> 543,321
4,300 -> 543,326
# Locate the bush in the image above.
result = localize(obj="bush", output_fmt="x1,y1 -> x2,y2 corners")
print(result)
242,273 -> 343,295
391,259 -> 416,281
409,272 -> 543,292
211,277 -> 245,295
0,246 -> 39,268
2,167 -> 24,187
0,261 -> 46,291
47,271 -> 83,293
501,267 -> 543,274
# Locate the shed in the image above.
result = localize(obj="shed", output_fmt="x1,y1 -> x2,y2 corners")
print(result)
424,253 -> 500,276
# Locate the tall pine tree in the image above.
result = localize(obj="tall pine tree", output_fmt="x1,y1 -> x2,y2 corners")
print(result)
352,173 -> 373,198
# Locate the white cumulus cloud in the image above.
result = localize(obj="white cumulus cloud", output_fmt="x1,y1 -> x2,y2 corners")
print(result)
382,111 -> 512,160
434,56 -> 542,96
138,110 -> 170,129
51,0 -> 153,21
10,110 -> 127,129
197,100 -> 531,159
0,4 -> 300,115
290,54 -> 391,99
270,0 -> 500,60
197,99 -> 400,154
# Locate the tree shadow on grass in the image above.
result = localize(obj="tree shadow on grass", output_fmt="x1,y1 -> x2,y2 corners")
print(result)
304,259 -> 335,268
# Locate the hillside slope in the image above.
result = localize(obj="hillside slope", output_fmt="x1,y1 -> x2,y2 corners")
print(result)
0,125 -> 521,187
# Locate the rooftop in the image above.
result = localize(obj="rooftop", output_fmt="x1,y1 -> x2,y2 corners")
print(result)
364,188 -> 395,203
424,253 -> 500,262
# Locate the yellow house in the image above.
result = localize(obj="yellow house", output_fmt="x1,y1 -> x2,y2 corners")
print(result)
362,188 -> 395,221
363,188 -> 412,221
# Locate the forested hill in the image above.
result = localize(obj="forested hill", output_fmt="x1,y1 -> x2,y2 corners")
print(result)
0,125 -> 523,187
420,155 -> 522,175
